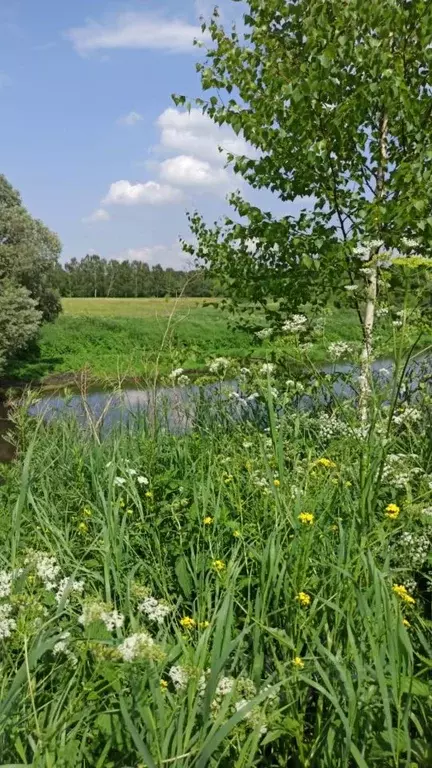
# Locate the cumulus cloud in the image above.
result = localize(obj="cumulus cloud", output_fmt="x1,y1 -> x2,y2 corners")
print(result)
82,208 -> 110,223
103,179 -> 184,206
157,108 -> 249,164
66,12 -> 207,55
118,111 -> 143,126
115,242 -> 189,268
159,154 -> 229,188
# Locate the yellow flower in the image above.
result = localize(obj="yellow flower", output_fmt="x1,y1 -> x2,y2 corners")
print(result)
385,503 -> 400,520
203,516 -> 213,525
402,618 -> 411,629
199,620 -> 210,629
331,524 -> 339,533
233,529 -> 241,538
212,559 -> 226,572
82,506 -> 92,518
160,679 -> 168,691
345,481 -> 352,488
119,499 -> 125,508
315,457 -> 337,469
292,656 -> 305,669
273,479 -> 280,487
179,616 -> 196,629
77,521 -> 88,535
126,508 -> 134,516
298,512 -> 315,526
224,474 -> 233,485
296,591 -> 311,607
392,584 -> 415,605
145,490 -> 153,499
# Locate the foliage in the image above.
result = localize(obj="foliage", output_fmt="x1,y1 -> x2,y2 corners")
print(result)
180,0 -> 432,326
0,362 -> 431,766
55,254 -> 217,299
0,175 -> 62,372
0,280 -> 41,371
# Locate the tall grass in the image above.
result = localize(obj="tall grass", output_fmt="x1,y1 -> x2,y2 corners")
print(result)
0,368 -> 431,767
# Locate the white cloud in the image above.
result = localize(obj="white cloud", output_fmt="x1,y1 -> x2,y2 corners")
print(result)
115,242 -> 189,268
157,107 -> 249,164
82,207 -> 110,223
103,179 -> 183,206
118,111 -> 143,127
66,12 -> 207,55
160,154 -> 229,188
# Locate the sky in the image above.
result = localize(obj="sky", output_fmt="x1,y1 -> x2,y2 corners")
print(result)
0,0 -> 275,268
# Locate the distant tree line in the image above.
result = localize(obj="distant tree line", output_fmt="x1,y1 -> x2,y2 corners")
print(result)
54,255 -> 218,298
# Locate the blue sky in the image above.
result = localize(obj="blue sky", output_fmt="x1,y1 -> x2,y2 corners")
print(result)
0,0 -> 287,267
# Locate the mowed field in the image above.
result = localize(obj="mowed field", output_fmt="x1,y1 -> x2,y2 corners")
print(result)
61,297 -> 219,318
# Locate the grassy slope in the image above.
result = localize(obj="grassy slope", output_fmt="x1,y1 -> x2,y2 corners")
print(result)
6,297 -> 430,383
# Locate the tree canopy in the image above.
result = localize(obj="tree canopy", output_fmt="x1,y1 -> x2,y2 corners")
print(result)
181,0 -> 432,321
0,175 -> 62,372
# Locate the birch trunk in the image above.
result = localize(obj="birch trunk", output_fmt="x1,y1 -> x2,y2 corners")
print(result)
358,113 -> 388,423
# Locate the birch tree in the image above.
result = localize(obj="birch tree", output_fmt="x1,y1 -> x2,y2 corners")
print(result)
180,0 -> 432,416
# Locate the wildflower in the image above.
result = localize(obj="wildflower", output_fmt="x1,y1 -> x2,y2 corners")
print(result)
345,481 -> 352,488
215,676 -> 235,696
145,490 -> 153,499
55,577 -> 85,605
26,552 -> 61,591
392,584 -> 415,605
315,457 -> 337,469
344,284 -> 358,292
82,506 -> 92,518
126,509 -> 134,516
168,665 -> 189,691
127,468 -> 137,476
331,524 -> 339,533
233,530 -> 241,538
79,601 -> 124,631
212,560 -> 226,573
282,314 -> 307,333
114,477 -> 126,486
139,596 -> 171,624
77,521 -> 88,535
179,616 -> 196,630
209,357 -> 229,375
256,327 -> 272,340
170,368 -> 184,380
160,679 -> 168,691
328,341 -> 353,360
260,363 -> 275,375
199,620 -> 210,629
298,512 -> 314,526
385,503 -> 400,520
137,476 -> 149,485
0,604 -> 16,639
296,592 -> 311,607
292,656 -> 305,669
0,571 -> 13,598
118,632 -> 163,663
402,619 -> 411,629
203,516 -> 213,525
273,479 -> 280,487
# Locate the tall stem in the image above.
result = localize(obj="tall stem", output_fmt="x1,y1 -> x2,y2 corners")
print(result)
359,113 -> 388,423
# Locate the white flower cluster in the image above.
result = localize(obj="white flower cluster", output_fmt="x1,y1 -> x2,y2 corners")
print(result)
382,454 -> 424,488
260,363 -> 275,375
215,676 -> 236,696
53,631 -> 78,666
118,631 -> 156,662
25,552 -> 61,591
282,314 -> 307,333
285,380 -> 304,393
170,368 -> 184,380
353,241 -> 382,261
209,357 -> 230,375
376,307 -> 389,317
328,342 -> 353,360
0,570 -> 12,598
169,368 -> 190,386
79,601 -> 124,631
317,413 -> 349,440
55,577 -> 85,605
255,328 -> 272,340
0,603 -> 16,639
168,664 -> 190,691
422,507 -> 432,517
401,237 -> 418,250
139,595 -> 171,624
398,532 -> 430,569
392,407 -> 422,426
